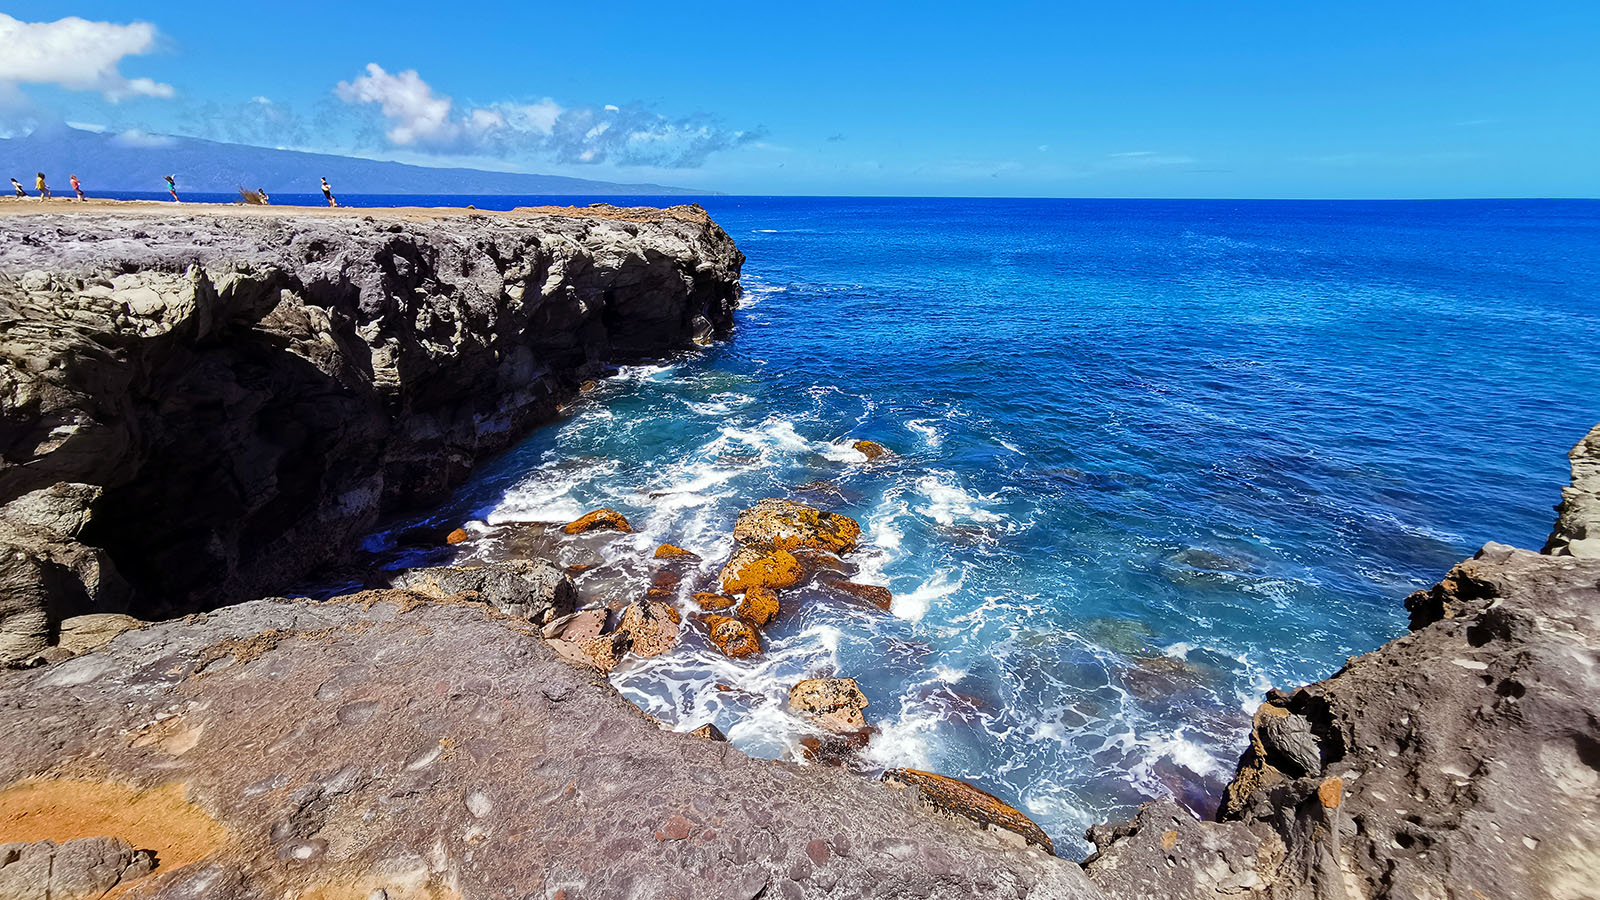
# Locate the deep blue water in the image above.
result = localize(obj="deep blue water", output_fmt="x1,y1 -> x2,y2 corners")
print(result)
106,192 -> 1600,851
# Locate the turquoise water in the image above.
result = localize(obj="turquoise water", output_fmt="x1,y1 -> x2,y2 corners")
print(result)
329,196 -> 1598,854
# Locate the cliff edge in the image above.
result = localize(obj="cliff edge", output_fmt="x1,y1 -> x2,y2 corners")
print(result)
0,203 -> 742,662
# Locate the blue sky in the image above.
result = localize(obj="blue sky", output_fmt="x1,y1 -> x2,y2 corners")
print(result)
2,1 -> 1597,197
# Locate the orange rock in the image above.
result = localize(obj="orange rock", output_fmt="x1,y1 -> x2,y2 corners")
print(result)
1160,829 -> 1179,851
580,380 -> 598,393
881,769 -> 1055,854
445,528 -> 469,545
689,722 -> 728,742
825,579 -> 893,611
654,543 -> 700,560
618,601 -> 681,657
562,509 -> 633,535
705,615 -> 762,658
719,546 -> 804,594
736,587 -> 780,627
694,591 -> 736,612
732,498 -> 862,555
1318,776 -> 1344,809
852,440 -> 888,461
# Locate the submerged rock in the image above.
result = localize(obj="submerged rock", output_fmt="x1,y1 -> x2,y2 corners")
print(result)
693,591 -> 737,612
719,546 -> 804,594
824,578 -> 894,611
704,615 -> 762,658
732,498 -> 862,554
789,677 -> 870,733
883,768 -> 1055,855
563,509 -> 633,535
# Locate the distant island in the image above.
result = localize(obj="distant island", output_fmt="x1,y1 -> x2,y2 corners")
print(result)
0,125 -> 711,196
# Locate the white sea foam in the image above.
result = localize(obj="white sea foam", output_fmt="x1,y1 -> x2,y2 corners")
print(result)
906,418 -> 945,448
913,474 -> 1005,527
892,567 -> 963,622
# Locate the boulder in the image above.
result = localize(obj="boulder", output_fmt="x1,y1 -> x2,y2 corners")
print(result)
0,549 -> 52,665
617,601 -> 681,657
736,586 -> 780,627
653,543 -> 700,560
445,528 -> 469,545
1083,799 -> 1283,899
688,722 -> 728,742
704,615 -> 762,658
563,509 -> 633,535
789,678 -> 870,733
542,608 -> 608,642
852,440 -> 889,461
825,579 -> 893,611
883,769 -> 1055,855
732,498 -> 861,554
719,546 -> 804,594
693,591 -> 736,612
390,561 -> 576,624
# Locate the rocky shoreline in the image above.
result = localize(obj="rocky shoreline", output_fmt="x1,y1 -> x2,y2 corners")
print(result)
1,206 -> 1596,899
0,203 -> 742,661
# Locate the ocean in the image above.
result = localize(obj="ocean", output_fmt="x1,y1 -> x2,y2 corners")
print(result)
109,192 -> 1600,852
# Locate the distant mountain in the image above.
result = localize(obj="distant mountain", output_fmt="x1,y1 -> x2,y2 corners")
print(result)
0,126 -> 709,196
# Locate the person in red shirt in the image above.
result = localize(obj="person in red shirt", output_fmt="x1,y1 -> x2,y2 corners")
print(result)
70,174 -> 85,201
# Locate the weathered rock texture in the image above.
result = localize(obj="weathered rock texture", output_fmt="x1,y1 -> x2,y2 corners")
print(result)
1083,423 -> 1600,900
1544,421 -> 1600,558
0,204 -> 741,659
0,593 -> 1094,899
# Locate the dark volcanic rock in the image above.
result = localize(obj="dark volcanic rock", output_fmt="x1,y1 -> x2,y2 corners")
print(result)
0,204 -> 741,659
0,593 -> 1096,899
389,560 -> 576,624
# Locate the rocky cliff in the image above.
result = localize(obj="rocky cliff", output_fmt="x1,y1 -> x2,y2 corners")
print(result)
1544,421 -> 1600,558
1082,427 -> 1600,900
0,203 -> 742,663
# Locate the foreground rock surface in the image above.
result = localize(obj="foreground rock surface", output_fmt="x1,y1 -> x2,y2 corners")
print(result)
0,204 -> 742,659
0,593 -> 1093,899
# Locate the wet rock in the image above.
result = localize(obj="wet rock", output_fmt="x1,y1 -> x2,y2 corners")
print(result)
736,586 -> 780,627
693,591 -> 736,612
0,837 -> 156,899
543,608 -> 607,642
824,579 -> 893,611
704,615 -> 762,658
645,568 -> 683,600
617,600 -> 681,657
654,543 -> 700,560
852,440 -> 888,461
562,509 -> 633,535
732,498 -> 861,555
390,560 -> 575,624
574,630 -> 633,672
788,678 -> 870,733
883,769 -> 1055,855
719,546 -> 804,594
689,722 -> 728,742
445,528 -> 469,545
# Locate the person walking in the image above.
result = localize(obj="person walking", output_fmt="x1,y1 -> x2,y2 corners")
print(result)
320,177 -> 338,207
258,188 -> 270,205
165,174 -> 179,202
9,177 -> 24,198
70,174 -> 85,201
35,173 -> 50,199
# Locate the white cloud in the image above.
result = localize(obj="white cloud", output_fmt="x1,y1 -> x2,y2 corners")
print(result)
334,63 -> 757,168
0,13 -> 172,101
111,128 -> 175,148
